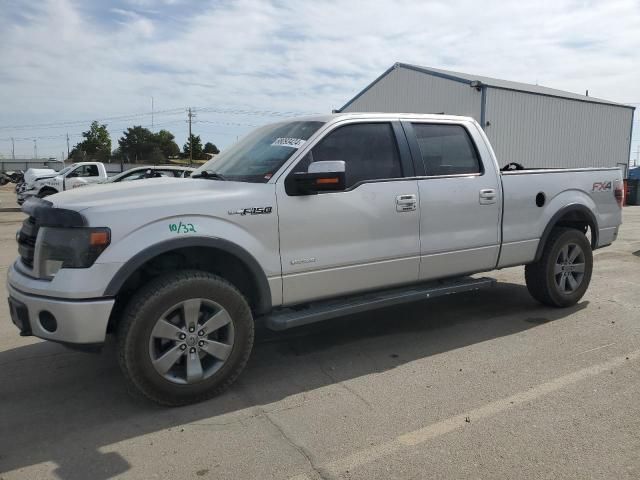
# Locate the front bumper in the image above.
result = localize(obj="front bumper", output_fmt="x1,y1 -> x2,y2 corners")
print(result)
16,191 -> 35,205
7,282 -> 114,344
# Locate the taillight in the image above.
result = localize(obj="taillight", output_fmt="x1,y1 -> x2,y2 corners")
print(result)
614,181 -> 624,208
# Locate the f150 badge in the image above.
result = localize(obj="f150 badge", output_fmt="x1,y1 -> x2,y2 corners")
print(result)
228,206 -> 273,216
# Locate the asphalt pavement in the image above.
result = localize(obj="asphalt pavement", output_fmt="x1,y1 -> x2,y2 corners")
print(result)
0,205 -> 639,479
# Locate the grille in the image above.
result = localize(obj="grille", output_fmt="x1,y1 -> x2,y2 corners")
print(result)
17,216 -> 38,268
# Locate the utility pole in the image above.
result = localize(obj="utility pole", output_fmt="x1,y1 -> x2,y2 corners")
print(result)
66,133 -> 70,159
187,107 -> 196,167
151,96 -> 154,131
33,139 -> 38,160
11,137 -> 15,160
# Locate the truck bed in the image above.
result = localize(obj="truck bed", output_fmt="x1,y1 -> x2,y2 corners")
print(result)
498,166 -> 623,268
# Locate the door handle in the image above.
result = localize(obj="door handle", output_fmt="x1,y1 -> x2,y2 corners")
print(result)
479,188 -> 497,205
396,194 -> 417,212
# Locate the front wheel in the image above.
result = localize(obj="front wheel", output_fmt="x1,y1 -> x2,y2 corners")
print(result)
117,271 -> 254,406
525,227 -> 593,307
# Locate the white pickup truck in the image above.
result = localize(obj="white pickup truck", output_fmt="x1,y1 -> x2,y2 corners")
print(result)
17,162 -> 108,205
7,113 -> 623,405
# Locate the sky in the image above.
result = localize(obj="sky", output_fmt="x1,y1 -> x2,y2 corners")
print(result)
0,0 -> 639,163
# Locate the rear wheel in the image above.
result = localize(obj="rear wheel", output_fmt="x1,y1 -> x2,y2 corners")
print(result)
117,270 -> 254,406
525,227 -> 593,307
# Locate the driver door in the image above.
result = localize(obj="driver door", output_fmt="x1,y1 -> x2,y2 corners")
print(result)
276,121 -> 420,305
65,165 -> 100,189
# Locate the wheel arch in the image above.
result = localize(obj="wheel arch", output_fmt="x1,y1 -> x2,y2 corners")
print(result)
104,237 -> 272,316
534,204 -> 598,262
38,186 -> 59,196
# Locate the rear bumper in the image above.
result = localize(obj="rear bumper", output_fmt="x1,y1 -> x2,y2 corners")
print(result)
597,226 -> 618,248
7,282 -> 114,344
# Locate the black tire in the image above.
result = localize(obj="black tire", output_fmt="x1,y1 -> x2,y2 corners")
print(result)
38,188 -> 57,198
525,227 -> 593,307
117,270 -> 254,406
0,177 -> 7,186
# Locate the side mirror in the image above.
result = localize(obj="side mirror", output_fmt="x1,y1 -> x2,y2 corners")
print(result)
286,160 -> 346,196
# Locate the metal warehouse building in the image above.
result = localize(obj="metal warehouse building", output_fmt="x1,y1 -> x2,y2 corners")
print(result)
339,63 -> 635,170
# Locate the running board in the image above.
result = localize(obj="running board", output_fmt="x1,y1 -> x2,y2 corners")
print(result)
264,276 -> 496,331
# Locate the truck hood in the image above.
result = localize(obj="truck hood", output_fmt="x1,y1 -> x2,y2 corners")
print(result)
24,168 -> 56,184
46,177 -> 278,248
49,177 -> 256,213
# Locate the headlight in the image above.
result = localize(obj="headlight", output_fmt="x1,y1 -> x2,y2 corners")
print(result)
36,227 -> 111,278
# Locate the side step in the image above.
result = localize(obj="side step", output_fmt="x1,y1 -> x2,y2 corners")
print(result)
264,276 -> 496,331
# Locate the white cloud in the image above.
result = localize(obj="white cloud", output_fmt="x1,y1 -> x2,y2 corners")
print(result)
0,0 -> 638,160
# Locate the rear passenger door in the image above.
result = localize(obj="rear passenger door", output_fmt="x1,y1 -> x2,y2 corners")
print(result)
276,121 -> 420,305
403,121 -> 502,280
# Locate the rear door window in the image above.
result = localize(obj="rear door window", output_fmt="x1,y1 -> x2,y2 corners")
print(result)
411,124 -> 481,176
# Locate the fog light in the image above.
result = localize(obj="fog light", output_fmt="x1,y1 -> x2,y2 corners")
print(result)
39,311 -> 57,333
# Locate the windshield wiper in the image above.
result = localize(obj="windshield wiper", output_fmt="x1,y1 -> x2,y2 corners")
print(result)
192,170 -> 227,180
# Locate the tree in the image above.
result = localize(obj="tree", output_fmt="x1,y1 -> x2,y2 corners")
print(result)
70,121 -> 111,162
155,129 -> 180,158
118,125 -> 155,162
118,126 -> 181,163
183,134 -> 204,161
203,142 -> 219,155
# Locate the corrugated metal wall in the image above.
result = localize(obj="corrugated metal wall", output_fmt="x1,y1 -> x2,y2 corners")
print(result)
343,67 -> 482,119
483,88 -> 632,168
342,66 -> 633,170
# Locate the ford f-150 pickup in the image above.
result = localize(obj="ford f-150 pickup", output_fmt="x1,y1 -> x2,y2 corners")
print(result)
7,113 -> 624,405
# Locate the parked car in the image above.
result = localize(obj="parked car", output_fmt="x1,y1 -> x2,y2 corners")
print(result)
8,113 -> 623,406
104,165 -> 195,183
17,162 -> 107,205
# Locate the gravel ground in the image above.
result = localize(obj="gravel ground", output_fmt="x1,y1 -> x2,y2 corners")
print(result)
0,184 -> 20,210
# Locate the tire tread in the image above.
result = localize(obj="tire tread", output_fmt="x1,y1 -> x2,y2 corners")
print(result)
116,270 -> 254,406
525,227 -> 592,308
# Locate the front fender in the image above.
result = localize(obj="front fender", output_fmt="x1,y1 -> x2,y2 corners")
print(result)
103,236 -> 272,314
94,212 -> 281,311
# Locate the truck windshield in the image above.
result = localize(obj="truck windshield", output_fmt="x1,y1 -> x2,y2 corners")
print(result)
194,121 -> 324,183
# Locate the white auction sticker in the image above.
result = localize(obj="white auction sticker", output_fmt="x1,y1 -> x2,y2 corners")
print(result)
271,137 -> 306,148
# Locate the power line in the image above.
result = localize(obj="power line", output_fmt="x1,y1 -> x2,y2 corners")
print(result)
0,105 -> 321,131
0,108 -> 184,131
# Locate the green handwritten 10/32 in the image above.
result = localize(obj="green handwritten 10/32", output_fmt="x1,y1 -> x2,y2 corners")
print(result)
169,221 -> 197,233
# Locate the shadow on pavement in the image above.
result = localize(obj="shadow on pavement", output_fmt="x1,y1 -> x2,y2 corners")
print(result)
0,281 -> 586,479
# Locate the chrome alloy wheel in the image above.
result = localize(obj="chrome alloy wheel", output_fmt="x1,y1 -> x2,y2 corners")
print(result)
554,243 -> 586,294
148,299 -> 235,384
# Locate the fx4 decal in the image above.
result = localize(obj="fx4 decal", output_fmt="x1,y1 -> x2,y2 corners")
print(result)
592,181 -> 612,192
228,207 -> 273,216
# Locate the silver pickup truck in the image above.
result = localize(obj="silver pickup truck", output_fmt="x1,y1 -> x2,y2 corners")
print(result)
7,113 -> 624,405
